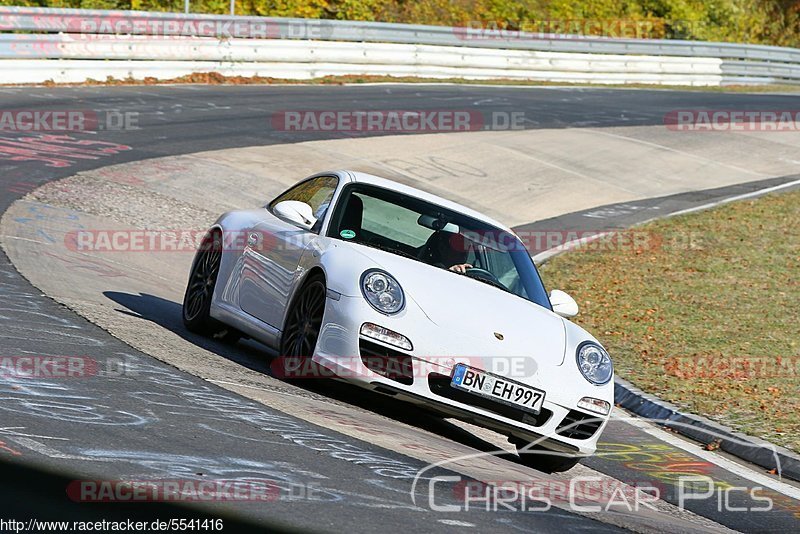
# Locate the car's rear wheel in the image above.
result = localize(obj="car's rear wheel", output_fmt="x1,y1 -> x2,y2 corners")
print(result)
511,438 -> 582,473
182,230 -> 240,343
279,273 -> 326,376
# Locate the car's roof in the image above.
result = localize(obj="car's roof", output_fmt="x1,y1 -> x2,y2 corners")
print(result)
340,170 -> 513,233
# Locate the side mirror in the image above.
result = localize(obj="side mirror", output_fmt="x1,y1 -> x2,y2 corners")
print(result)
550,289 -> 579,318
273,200 -> 316,230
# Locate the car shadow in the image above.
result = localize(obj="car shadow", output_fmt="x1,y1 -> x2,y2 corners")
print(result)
103,290 -> 519,462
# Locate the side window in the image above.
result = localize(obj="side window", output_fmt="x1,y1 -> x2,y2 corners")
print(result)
268,176 -> 338,232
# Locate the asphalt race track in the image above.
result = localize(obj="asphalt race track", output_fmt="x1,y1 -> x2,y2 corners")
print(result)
1,84 -> 799,532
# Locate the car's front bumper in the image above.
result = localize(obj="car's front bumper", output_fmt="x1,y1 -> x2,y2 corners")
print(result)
311,293 -> 611,458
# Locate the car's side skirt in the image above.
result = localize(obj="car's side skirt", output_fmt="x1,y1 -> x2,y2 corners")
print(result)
211,302 -> 281,351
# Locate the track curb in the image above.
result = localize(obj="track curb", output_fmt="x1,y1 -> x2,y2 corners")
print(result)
614,377 -> 800,483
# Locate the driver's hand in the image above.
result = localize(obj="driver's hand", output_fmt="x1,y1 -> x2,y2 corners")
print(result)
448,263 -> 472,274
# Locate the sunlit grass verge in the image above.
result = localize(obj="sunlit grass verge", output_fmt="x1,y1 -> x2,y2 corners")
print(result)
540,190 -> 800,451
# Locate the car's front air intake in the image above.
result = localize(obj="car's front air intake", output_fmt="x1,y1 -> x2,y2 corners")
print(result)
359,338 -> 414,385
556,410 -> 603,440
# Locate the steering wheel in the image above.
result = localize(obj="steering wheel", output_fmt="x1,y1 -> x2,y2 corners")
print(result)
465,267 -> 502,286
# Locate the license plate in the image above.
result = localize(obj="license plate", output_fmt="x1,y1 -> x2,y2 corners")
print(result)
450,363 -> 545,415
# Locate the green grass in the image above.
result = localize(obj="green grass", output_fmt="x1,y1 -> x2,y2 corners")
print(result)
540,190 -> 800,451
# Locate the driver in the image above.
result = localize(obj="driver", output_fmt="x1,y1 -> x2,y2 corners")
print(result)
425,231 -> 473,274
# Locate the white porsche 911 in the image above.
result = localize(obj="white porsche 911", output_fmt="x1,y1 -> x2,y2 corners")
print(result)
182,170 -> 613,472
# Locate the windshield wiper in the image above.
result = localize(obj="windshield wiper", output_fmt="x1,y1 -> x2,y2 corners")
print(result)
467,274 -> 511,293
359,241 -> 422,262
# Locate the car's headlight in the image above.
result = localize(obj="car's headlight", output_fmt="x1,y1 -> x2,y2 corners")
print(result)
360,269 -> 404,315
576,342 -> 613,385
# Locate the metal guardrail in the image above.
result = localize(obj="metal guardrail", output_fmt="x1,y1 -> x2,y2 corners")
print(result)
1,6 -> 799,85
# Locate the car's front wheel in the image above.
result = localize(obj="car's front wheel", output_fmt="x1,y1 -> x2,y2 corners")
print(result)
511,438 -> 582,473
182,230 -> 240,343
279,273 -> 326,377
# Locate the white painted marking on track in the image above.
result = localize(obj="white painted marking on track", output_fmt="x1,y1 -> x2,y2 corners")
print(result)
1,235 -> 54,246
437,519 -> 476,527
533,231 -> 612,263
663,177 -> 800,219
9,437 -> 111,461
0,427 -> 69,441
534,177 -> 800,265
615,413 -> 800,500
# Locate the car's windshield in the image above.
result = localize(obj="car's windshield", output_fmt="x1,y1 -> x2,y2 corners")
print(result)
327,183 -> 552,310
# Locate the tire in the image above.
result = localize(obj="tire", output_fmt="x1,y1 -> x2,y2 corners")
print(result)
182,230 -> 241,343
512,439 -> 582,473
279,273 -> 326,377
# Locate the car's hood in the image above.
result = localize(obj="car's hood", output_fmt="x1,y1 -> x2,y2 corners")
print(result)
335,241 -> 567,367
